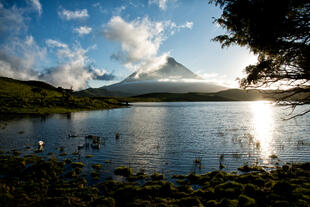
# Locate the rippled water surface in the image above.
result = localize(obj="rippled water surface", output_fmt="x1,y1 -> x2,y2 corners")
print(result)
0,102 -> 310,177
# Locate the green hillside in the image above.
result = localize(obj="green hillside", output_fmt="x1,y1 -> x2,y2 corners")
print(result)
74,87 -> 132,97
132,92 -> 231,102
216,89 -> 268,101
132,89 -> 273,102
0,77 -> 123,114
75,87 -> 274,102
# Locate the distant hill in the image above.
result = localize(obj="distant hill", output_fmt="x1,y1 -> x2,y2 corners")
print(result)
132,89 -> 272,102
74,87 -> 132,97
216,89 -> 267,101
0,76 -> 57,90
0,77 -> 122,114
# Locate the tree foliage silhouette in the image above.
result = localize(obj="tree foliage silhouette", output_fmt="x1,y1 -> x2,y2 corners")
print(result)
210,0 -> 310,117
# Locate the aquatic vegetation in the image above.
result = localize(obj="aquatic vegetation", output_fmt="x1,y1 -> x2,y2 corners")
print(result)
0,153 -> 310,206
68,134 -> 78,138
72,151 -> 79,155
114,166 -> 133,177
58,146 -> 64,152
232,152 -> 242,159
194,158 -> 201,164
77,144 -> 84,150
238,164 -> 264,173
177,197 -> 203,206
74,167 -> 82,174
91,171 -> 100,179
127,172 -> 148,182
85,154 -> 94,158
10,150 -> 21,156
115,132 -> 120,140
71,162 -> 84,168
269,154 -> 278,159
219,154 -> 225,170
59,152 -> 67,156
151,172 -> 164,181
92,164 -> 102,170
91,143 -> 100,149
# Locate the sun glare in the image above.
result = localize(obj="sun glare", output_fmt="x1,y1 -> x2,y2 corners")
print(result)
251,101 -> 275,162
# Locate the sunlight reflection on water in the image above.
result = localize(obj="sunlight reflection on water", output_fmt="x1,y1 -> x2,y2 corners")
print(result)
251,101 -> 275,163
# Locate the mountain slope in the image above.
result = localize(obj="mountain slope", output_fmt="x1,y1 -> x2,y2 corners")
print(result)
122,57 -> 202,83
91,57 -> 226,96
102,80 -> 226,97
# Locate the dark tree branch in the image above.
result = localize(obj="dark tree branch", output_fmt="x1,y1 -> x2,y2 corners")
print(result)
210,0 -> 310,118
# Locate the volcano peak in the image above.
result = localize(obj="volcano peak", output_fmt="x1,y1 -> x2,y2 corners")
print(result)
122,56 -> 202,83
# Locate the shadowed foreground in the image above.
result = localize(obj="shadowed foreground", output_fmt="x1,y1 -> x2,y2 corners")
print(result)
0,152 -> 310,207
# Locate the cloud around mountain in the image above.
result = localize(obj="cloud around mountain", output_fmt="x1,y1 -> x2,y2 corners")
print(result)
99,56 -> 227,96
102,16 -> 193,78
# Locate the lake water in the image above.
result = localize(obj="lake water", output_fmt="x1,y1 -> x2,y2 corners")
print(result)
0,102 -> 310,178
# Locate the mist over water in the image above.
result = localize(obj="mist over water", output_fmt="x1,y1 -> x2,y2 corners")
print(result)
0,102 -> 309,178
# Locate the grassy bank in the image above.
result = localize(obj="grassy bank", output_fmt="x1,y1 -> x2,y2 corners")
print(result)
1,152 -> 310,207
0,77 -> 124,114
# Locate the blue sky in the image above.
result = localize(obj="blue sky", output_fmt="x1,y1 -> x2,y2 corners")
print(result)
0,0 -> 257,90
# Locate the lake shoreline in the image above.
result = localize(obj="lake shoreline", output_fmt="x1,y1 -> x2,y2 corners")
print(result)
0,152 -> 309,206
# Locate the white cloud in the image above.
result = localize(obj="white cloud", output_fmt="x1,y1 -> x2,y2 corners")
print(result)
28,0 -> 42,15
0,4 -> 45,80
103,16 -> 171,76
0,52 -> 37,80
183,21 -> 193,29
40,46 -> 93,90
149,0 -> 176,10
197,72 -> 238,88
103,16 -> 194,76
113,5 -> 126,16
103,16 -> 165,63
74,26 -> 92,36
92,2 -> 107,14
168,21 -> 193,35
0,4 -> 26,36
58,8 -> 88,20
200,72 -> 219,79
45,39 -> 68,48
39,44 -> 114,90
0,35 -> 47,81
1,35 -> 113,90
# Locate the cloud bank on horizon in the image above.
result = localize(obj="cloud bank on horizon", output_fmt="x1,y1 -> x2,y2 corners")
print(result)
0,1 -> 116,90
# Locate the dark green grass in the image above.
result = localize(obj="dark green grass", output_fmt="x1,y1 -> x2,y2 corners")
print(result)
0,77 -> 123,114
